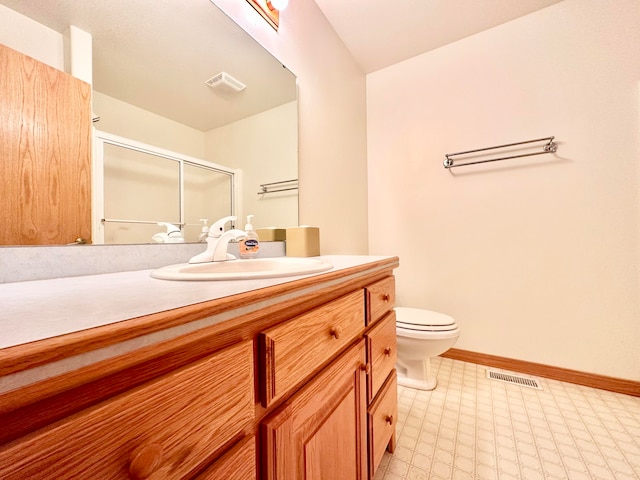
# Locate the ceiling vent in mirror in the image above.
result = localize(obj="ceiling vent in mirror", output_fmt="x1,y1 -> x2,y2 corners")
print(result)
205,72 -> 246,92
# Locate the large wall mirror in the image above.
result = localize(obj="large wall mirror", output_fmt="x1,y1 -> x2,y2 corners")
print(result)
0,0 -> 298,245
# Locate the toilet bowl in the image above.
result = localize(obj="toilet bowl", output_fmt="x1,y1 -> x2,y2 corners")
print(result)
395,307 -> 460,391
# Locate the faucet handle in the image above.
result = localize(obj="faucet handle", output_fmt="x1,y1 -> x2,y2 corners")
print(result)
208,216 -> 237,238
154,222 -> 184,243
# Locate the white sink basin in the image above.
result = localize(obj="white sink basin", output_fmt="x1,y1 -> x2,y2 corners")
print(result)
151,257 -> 333,281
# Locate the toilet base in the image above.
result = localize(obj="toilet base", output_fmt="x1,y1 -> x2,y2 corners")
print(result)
396,357 -> 438,391
397,371 -> 437,391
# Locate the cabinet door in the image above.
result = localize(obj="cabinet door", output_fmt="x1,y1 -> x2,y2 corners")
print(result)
262,340 -> 368,480
0,44 -> 92,245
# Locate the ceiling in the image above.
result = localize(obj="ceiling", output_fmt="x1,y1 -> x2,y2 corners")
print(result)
0,1 -> 565,129
313,0 -> 565,73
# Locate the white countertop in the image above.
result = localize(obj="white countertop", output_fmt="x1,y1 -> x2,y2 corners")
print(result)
0,255 -> 393,350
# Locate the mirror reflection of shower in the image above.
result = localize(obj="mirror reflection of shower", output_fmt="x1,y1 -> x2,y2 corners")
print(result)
94,131 -> 238,245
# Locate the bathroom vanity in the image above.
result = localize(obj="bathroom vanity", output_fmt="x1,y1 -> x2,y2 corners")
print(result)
0,255 -> 398,479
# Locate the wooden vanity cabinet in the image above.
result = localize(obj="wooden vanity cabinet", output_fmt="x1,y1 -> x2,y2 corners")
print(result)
0,262 -> 399,480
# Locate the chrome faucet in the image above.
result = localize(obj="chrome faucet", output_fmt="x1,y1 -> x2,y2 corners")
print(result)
188,216 -> 246,264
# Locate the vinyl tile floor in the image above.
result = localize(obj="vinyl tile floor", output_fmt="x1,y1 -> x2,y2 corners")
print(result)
374,357 -> 640,480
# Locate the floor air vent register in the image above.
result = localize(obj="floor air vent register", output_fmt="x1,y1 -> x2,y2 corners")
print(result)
486,369 -> 542,390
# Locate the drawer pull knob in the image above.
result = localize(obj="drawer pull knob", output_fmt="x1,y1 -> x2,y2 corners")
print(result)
129,443 -> 164,480
360,363 -> 371,375
329,327 -> 342,339
382,294 -> 390,302
384,347 -> 392,356
385,415 -> 394,426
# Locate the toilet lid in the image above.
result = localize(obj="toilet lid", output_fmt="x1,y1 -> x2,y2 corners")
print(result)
395,307 -> 457,332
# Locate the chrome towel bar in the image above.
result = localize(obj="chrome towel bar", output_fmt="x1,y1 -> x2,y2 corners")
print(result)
102,218 -> 185,226
444,136 -> 558,169
257,179 -> 298,195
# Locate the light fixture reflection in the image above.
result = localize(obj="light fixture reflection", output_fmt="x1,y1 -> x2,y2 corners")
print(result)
248,0 -> 283,30
269,0 -> 288,11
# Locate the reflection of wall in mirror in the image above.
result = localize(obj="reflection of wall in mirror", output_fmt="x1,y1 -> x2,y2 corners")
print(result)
93,92 -> 205,159
0,4 -> 62,70
205,101 -> 298,230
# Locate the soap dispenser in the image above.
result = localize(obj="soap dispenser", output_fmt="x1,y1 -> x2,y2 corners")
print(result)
198,219 -> 209,242
239,215 -> 259,259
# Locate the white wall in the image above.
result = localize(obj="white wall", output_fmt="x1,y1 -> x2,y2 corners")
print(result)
0,5 -> 63,69
211,0 -> 369,254
367,0 -> 640,381
93,92 -> 205,158
204,101 -> 298,229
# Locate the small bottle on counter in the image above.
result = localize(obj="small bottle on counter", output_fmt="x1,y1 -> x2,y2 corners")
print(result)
239,215 -> 260,259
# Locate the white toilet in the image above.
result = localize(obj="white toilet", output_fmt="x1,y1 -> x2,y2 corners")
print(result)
395,307 -> 460,391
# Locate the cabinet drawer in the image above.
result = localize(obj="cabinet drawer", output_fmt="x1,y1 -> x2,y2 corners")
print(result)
260,289 -> 364,405
195,435 -> 256,480
366,276 -> 395,326
0,341 -> 254,480
368,371 -> 398,476
366,311 -> 397,402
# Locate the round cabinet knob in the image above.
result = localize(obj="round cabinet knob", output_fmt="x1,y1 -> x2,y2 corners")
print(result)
385,415 -> 394,426
360,363 -> 371,375
384,347 -> 392,356
382,294 -> 390,302
129,443 -> 164,480
329,326 -> 342,339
